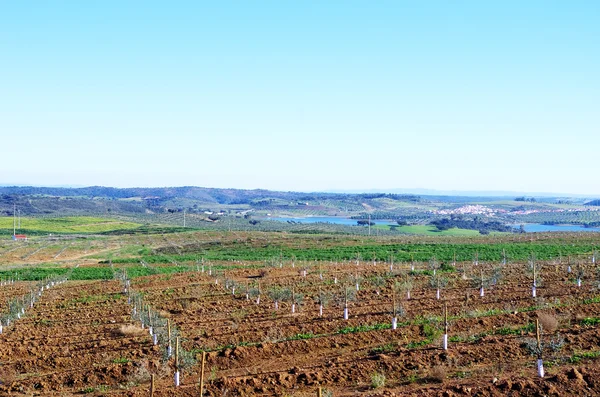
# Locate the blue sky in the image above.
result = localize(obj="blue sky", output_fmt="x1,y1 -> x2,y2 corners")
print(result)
1,1 -> 599,194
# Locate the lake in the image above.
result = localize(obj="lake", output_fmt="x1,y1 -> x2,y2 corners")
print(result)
267,216 -> 600,233
512,224 -> 600,233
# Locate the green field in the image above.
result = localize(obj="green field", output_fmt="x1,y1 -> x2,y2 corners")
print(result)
0,264 -> 204,281
0,216 -> 142,236
371,224 -> 483,236
0,215 -> 598,282
119,236 -> 598,264
390,225 -> 481,236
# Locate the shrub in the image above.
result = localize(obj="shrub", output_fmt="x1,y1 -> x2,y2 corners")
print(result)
178,348 -> 197,370
421,322 -> 441,340
580,317 -> 600,326
522,338 -> 543,357
538,313 -> 558,333
440,262 -> 456,272
370,371 -> 386,388
321,388 -> 334,397
429,365 -> 447,383
128,359 -> 152,384
547,334 -> 565,352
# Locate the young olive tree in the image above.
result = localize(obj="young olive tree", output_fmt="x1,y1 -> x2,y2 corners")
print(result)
225,278 -> 239,295
528,253 -> 542,297
474,265 -> 502,297
248,283 -> 261,305
290,288 -> 303,314
428,257 -> 440,276
523,315 -> 563,378
268,286 -> 290,310
315,288 -> 332,317
442,303 -> 450,350
390,286 -> 405,330
576,263 -> 584,288
338,285 -> 357,320
351,273 -> 363,292
429,274 -> 449,300
395,276 -> 413,300
371,275 -> 386,295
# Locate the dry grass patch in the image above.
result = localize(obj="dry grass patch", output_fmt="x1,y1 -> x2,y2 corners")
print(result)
429,365 -> 447,383
538,312 -> 559,333
116,324 -> 145,336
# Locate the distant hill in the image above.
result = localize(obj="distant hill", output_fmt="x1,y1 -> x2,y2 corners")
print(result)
0,185 -> 421,217
331,188 -> 598,198
2,186 -> 599,229
0,185 -> 418,203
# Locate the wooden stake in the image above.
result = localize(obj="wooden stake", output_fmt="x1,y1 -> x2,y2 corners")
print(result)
392,287 -> 396,317
480,269 -> 484,290
536,318 -> 542,358
444,302 -> 448,334
344,285 -> 348,309
175,336 -> 180,370
150,374 -> 155,397
318,387 -> 322,397
167,319 -> 172,349
199,350 -> 206,396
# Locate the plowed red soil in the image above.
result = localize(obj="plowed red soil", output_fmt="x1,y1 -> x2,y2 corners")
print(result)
3,236 -> 600,396
120,260 -> 600,396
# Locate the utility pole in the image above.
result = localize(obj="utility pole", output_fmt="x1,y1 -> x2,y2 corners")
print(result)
13,203 -> 16,236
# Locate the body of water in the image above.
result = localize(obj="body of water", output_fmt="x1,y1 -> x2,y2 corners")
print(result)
512,224 -> 600,233
267,216 -> 600,233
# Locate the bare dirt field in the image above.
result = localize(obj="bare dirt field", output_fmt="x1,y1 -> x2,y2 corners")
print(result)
2,232 -> 600,396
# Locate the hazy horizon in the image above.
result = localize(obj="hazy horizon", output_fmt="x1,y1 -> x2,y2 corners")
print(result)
2,2 -> 598,193
1,183 -> 598,199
